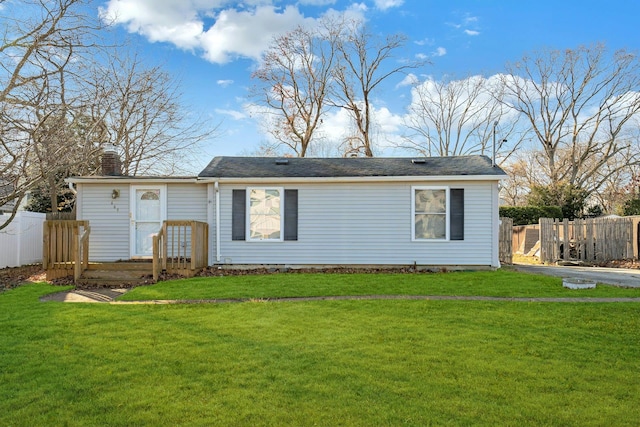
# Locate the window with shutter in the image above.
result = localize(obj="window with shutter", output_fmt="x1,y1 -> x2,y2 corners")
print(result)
232,188 -> 298,242
450,189 -> 464,240
284,189 -> 298,241
412,186 -> 464,241
232,189 -> 246,241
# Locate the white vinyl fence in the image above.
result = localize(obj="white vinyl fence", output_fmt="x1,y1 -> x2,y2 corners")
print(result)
0,211 -> 46,268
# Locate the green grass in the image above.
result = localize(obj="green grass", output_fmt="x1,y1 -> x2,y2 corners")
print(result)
0,280 -> 639,426
119,269 -> 640,301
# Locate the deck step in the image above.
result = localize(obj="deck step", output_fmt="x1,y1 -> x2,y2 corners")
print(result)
76,277 -> 153,287
87,262 -> 153,271
79,266 -> 154,287
82,269 -> 150,278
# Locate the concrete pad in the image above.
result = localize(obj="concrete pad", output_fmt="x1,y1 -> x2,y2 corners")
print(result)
512,264 -> 640,288
40,288 -> 127,303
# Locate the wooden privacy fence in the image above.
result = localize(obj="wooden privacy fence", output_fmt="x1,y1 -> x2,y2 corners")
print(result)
153,220 -> 209,281
499,217 -> 513,264
43,220 -> 90,281
539,217 -> 634,263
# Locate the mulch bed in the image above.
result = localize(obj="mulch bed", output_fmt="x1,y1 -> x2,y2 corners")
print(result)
195,266 -> 446,278
2,260 -> 639,292
0,265 -> 47,292
600,259 -> 640,269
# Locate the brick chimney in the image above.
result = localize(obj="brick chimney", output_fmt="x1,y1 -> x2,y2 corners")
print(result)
101,144 -> 122,176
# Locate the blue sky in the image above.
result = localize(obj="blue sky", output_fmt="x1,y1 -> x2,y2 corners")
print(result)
95,0 -> 639,170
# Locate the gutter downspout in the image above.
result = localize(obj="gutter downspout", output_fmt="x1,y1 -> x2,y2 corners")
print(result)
215,181 -> 221,263
492,181 -> 501,268
68,181 -> 77,195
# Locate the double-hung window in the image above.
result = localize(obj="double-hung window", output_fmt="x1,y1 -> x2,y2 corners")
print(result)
247,187 -> 283,241
412,186 -> 464,241
232,188 -> 298,242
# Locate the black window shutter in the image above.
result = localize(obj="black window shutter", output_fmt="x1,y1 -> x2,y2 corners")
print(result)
450,189 -> 464,240
232,189 -> 246,241
284,189 -> 298,241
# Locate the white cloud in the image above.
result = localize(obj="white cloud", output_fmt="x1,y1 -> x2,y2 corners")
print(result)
314,104 -> 403,153
464,15 -> 479,24
217,79 -> 234,87
396,73 -> 419,88
374,0 -> 403,11
99,0 -> 362,64
215,108 -> 247,120
432,47 -> 446,57
446,13 -> 481,37
374,106 -> 403,134
414,38 -> 435,47
299,0 -> 337,5
99,0 -> 218,49
415,53 -> 428,60
200,6 -> 313,63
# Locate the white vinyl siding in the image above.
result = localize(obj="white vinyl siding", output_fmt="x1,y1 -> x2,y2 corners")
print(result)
167,184 -> 207,221
78,183 -> 131,261
77,180 -> 497,266
78,183 -> 208,262
218,181 -> 496,266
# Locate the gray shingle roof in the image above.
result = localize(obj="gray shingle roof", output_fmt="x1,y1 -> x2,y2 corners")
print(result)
198,156 -> 507,178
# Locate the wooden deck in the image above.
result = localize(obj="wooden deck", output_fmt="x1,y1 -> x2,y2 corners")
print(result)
44,220 -> 209,284
76,262 -> 154,286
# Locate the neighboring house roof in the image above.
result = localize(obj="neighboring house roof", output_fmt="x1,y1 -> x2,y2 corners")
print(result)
0,178 -> 17,213
198,156 -> 507,179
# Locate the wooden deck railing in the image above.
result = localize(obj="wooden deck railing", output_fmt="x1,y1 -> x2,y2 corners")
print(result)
153,220 -> 209,281
43,220 -> 90,282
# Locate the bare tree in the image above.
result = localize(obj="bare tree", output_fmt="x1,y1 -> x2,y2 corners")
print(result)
0,0 -> 103,228
332,20 -> 424,157
500,44 -> 640,196
86,52 -> 217,176
0,1 -> 217,230
499,151 -> 549,206
251,23 -> 337,157
400,75 -> 524,160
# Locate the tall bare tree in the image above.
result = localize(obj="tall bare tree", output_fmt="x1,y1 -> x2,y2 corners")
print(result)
251,22 -> 338,157
0,0 -> 103,228
0,1 -> 217,229
500,44 -> 640,196
400,75 -> 523,160
332,20 -> 424,157
86,53 -> 216,176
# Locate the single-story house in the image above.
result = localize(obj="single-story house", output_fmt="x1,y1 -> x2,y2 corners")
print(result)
67,149 -> 507,269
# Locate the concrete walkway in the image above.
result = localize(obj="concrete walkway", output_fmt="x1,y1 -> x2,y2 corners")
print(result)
39,264 -> 640,303
511,264 -> 640,288
40,289 -> 640,304
40,288 -> 128,303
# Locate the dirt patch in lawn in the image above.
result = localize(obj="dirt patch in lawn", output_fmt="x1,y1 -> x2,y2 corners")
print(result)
0,264 -> 47,292
600,259 -> 640,269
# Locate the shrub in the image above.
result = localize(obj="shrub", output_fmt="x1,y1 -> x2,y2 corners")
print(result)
499,206 -> 563,225
526,183 -> 587,220
622,198 -> 640,216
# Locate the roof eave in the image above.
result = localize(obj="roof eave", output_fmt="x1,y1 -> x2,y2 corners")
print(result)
66,176 -> 200,184
197,174 -> 507,184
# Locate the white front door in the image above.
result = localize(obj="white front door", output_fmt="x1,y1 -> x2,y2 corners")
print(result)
130,185 -> 166,258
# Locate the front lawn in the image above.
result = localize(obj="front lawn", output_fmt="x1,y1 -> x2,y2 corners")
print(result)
0,280 -> 639,426
119,269 -> 640,301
